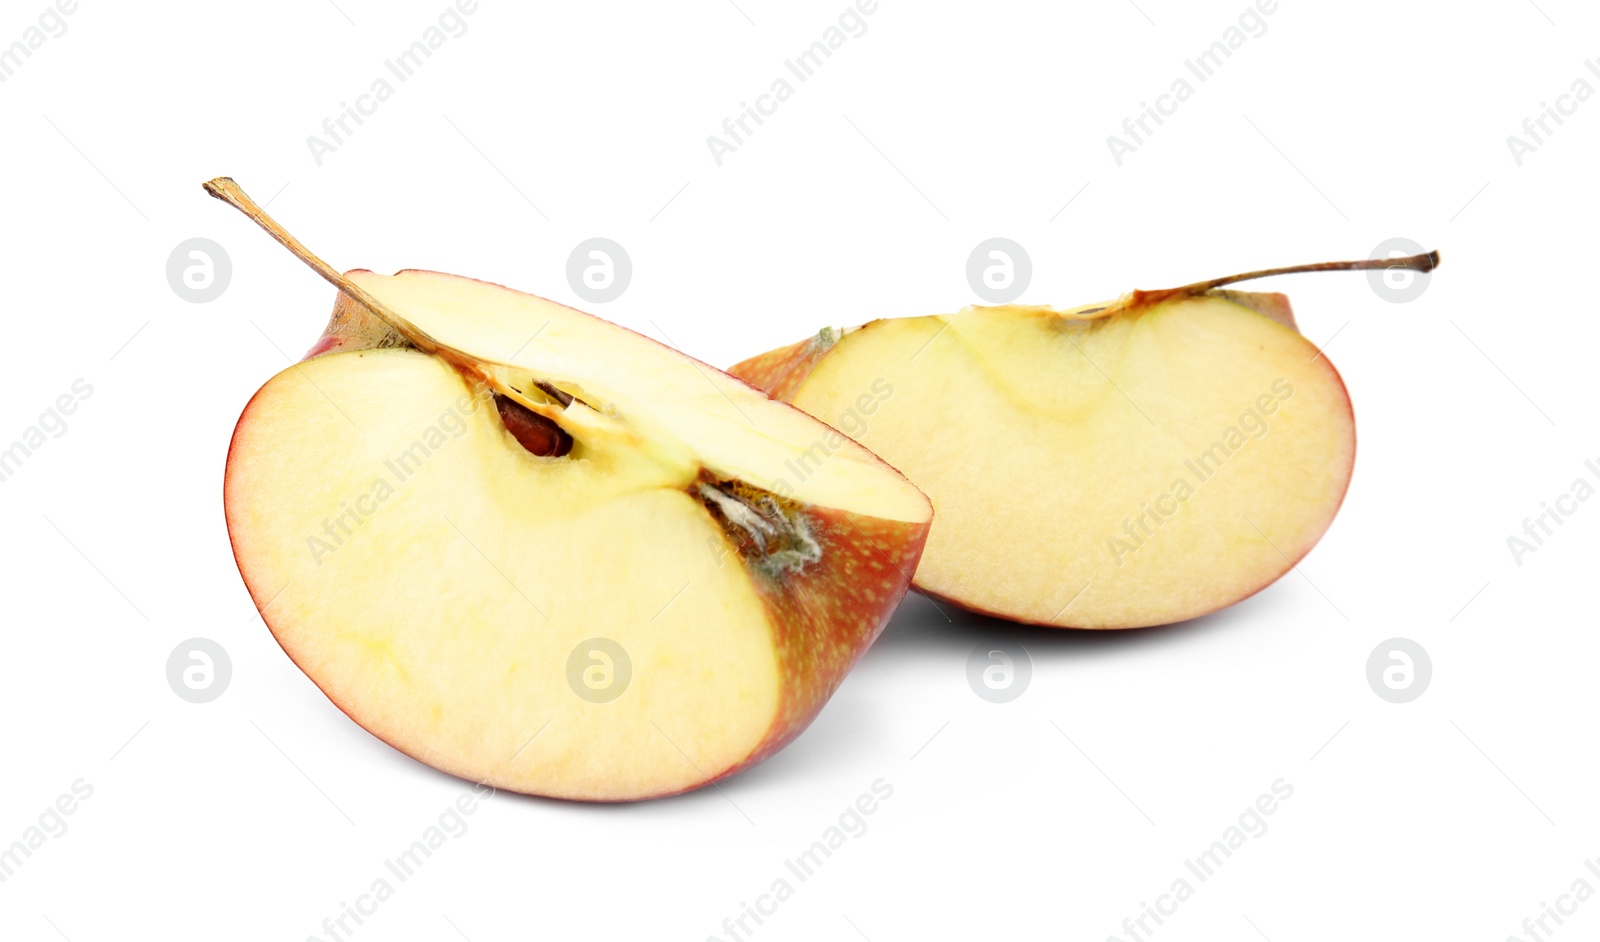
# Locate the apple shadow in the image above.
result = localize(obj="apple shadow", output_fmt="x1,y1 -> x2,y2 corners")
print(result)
865,586 -> 1268,662
364,587 -> 1280,815
686,587 -> 1282,803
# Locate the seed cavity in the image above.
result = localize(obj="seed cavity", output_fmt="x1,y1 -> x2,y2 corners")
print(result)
495,395 -> 573,457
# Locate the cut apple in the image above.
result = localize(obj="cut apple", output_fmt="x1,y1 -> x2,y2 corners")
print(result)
731,255 -> 1438,629
210,179 -> 931,801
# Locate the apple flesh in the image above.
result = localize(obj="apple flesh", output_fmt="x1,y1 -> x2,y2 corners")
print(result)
211,180 -> 931,801
730,255 -> 1437,629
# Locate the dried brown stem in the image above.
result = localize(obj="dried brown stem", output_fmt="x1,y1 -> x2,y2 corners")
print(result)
1178,251 -> 1441,294
201,176 -> 480,372
201,176 -> 596,428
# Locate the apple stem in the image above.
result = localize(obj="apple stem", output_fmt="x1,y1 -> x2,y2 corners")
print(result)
203,177 -> 588,427
201,177 -> 476,370
1178,251 -> 1440,294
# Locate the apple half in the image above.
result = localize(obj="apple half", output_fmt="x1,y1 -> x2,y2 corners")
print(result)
731,255 -> 1438,629
209,180 -> 931,801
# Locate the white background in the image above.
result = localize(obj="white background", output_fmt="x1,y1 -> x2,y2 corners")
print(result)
0,0 -> 1595,939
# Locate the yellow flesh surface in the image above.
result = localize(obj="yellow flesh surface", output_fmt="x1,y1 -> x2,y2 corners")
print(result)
231,349 -> 778,800
786,295 -> 1354,628
348,270 -> 929,524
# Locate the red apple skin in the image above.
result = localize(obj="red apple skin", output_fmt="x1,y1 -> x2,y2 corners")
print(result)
712,509 -> 929,780
302,291 -> 407,358
727,295 -> 1358,631
727,331 -> 845,403
227,285 -> 933,800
